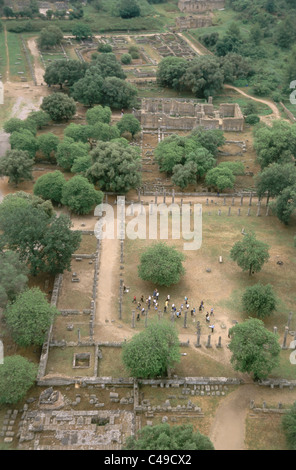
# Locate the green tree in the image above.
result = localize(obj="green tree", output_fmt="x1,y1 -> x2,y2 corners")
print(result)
0,149 -> 34,185
205,166 -> 236,191
26,110 -> 51,129
220,53 -> 253,84
228,318 -> 281,381
124,423 -> 214,450
90,121 -> 120,142
41,93 -> 76,121
171,161 -> 198,189
190,127 -> 225,156
71,67 -> 104,107
0,251 -> 28,308
56,138 -> 90,170
182,55 -> 224,98
61,175 -> 103,215
282,402 -> 296,450
9,129 -> 37,158
122,320 -> 180,378
121,53 -> 132,64
72,23 -> 92,40
91,53 -> 126,79
156,56 -> 188,91
86,140 -> 141,192
119,0 -> 140,18
230,232 -> 270,276
116,114 -> 141,137
63,123 -> 93,143
242,283 -> 277,319
0,356 -> 38,404
270,184 -> 296,225
44,59 -> 88,89
101,77 -> 138,109
253,121 -> 296,169
128,45 -> 140,59
86,105 -> 112,125
4,287 -> 59,347
38,25 -> 63,49
255,163 -> 296,203
0,199 -> 81,276
97,43 -> 112,53
3,117 -> 36,135
155,135 -> 186,174
33,170 -> 66,204
71,155 -> 92,174
37,132 -> 59,160
138,242 -> 185,287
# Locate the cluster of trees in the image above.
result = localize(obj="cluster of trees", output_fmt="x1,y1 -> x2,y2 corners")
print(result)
156,53 -> 254,98
0,192 -> 81,276
154,127 -> 244,191
0,190 -> 83,403
199,16 -> 295,97
253,121 -> 296,224
1,104 -> 143,210
44,55 -> 138,109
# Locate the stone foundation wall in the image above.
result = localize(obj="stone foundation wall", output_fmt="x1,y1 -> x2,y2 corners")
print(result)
176,15 -> 212,30
178,0 -> 225,13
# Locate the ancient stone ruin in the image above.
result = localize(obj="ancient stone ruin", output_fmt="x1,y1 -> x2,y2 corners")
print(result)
176,15 -> 212,30
178,0 -> 225,13
135,97 -> 244,132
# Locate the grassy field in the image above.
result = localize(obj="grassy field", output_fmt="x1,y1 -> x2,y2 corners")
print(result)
6,31 -> 30,81
121,207 -> 296,380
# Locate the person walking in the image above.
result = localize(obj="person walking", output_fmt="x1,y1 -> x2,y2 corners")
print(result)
209,324 -> 215,333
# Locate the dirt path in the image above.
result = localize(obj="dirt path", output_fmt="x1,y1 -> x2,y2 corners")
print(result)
209,384 -> 255,450
224,84 -> 281,120
26,37 -> 45,85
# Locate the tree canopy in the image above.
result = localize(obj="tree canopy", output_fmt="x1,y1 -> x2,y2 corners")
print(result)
230,232 -> 270,276
86,140 -> 141,193
0,193 -> 81,276
33,170 -> 66,204
124,423 -> 214,450
122,320 -> 180,378
253,121 -> 296,169
242,283 -> 277,319
0,251 -> 28,308
0,149 -> 34,186
228,318 -> 281,381
41,93 -> 76,122
4,287 -> 59,347
61,175 -> 104,215
0,356 -> 38,405
138,242 -> 185,287
44,59 -> 88,89
38,25 -> 63,49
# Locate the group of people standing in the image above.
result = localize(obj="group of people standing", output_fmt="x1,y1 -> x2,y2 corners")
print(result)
132,290 -> 215,330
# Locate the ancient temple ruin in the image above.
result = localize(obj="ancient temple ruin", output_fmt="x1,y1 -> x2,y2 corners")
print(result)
135,97 -> 244,132
178,0 -> 225,13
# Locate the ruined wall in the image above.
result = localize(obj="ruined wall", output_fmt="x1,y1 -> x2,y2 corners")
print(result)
220,103 -> 244,132
176,15 -> 212,30
138,98 -> 244,132
178,0 -> 225,13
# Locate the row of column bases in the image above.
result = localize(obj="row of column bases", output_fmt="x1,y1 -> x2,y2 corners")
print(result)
134,191 -> 269,217
130,311 -> 295,350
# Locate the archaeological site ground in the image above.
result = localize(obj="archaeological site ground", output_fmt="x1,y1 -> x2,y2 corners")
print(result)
0,0 -> 295,452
